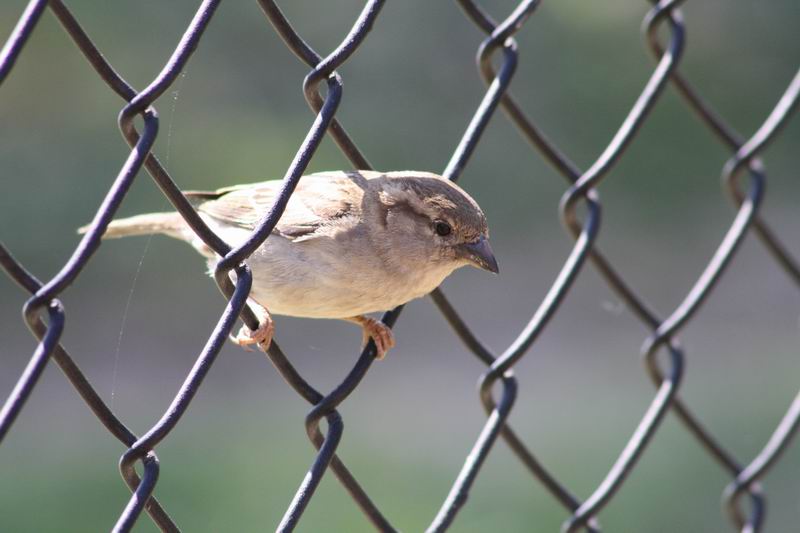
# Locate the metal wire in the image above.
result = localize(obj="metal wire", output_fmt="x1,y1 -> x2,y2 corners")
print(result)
1,1 -> 798,532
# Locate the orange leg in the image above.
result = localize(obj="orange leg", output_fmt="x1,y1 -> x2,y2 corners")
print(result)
344,315 -> 395,360
232,301 -> 274,352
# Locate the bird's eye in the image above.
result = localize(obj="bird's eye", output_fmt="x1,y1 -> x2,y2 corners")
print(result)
434,220 -> 452,237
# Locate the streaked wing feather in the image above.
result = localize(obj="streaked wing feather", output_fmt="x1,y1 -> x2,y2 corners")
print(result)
196,173 -> 363,240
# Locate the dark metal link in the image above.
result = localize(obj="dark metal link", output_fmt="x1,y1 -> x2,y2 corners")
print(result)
1,1 -> 797,532
453,0 -> 797,531
0,0 -> 48,83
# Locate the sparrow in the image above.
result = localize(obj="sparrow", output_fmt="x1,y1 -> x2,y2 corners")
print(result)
84,170 -> 498,359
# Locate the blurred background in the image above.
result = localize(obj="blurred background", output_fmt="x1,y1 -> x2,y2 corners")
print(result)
1,1 -> 798,531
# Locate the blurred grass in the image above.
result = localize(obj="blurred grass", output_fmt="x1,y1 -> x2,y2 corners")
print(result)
1,0 -> 799,531
1,370 -> 798,532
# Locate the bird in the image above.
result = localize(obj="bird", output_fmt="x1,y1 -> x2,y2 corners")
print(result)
84,170 -> 498,359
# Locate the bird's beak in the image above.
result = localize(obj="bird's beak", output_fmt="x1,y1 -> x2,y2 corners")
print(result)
460,236 -> 499,274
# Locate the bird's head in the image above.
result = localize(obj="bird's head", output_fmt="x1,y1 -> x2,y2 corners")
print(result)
371,172 -> 498,276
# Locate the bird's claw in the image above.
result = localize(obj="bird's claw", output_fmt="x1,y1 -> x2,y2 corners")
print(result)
231,316 -> 274,352
355,316 -> 395,360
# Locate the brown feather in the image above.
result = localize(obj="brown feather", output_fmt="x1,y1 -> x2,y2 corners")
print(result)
195,172 -> 365,241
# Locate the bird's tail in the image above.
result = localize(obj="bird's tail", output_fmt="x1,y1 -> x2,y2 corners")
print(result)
78,212 -> 187,240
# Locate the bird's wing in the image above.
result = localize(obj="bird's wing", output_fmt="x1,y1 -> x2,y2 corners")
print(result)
189,172 -> 367,241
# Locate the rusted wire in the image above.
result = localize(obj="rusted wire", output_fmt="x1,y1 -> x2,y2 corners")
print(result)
1,1 -> 798,532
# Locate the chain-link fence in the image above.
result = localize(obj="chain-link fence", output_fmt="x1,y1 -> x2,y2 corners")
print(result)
1,1 -> 799,531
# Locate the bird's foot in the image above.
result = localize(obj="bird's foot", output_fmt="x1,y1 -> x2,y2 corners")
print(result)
347,315 -> 395,360
232,304 -> 274,352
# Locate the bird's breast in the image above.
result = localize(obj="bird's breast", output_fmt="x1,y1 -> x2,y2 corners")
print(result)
229,234 -> 452,319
